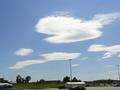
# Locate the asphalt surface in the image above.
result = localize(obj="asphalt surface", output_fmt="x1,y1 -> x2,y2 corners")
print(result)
25,87 -> 120,90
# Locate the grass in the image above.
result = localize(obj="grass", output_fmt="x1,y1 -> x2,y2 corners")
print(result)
13,82 -> 63,90
13,82 -> 112,90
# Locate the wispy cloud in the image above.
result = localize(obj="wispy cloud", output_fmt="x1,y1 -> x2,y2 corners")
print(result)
79,57 -> 88,61
15,48 -> 34,56
109,70 -> 117,74
88,44 -> 120,58
36,12 -> 120,43
40,52 -> 81,61
9,60 -> 46,69
104,65 -> 113,68
10,52 -> 81,69
72,64 -> 79,67
52,11 -> 70,16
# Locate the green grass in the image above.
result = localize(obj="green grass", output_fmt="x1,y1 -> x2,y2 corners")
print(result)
13,82 -> 111,90
13,82 -> 63,90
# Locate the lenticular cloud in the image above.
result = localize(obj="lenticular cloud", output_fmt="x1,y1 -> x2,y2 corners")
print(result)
9,52 -> 81,69
36,12 -> 120,43
88,44 -> 120,58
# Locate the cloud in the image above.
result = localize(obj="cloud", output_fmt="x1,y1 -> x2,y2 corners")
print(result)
79,57 -> 88,61
10,52 -> 81,69
72,64 -> 79,67
40,52 -> 81,61
118,54 -> 120,57
36,12 -> 120,43
9,60 -> 46,69
15,48 -> 34,56
52,11 -> 70,16
88,44 -> 120,58
109,71 -> 117,74
104,65 -> 113,68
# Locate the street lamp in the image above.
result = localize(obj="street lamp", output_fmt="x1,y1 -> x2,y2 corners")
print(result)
69,59 -> 72,81
117,64 -> 120,81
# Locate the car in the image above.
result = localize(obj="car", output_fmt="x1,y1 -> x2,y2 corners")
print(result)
69,87 -> 86,90
112,81 -> 120,87
0,83 -> 16,90
59,82 -> 86,90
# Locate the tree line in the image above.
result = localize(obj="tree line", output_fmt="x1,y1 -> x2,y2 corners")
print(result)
0,78 -> 8,83
16,75 -> 31,83
63,76 -> 81,83
15,75 -> 81,83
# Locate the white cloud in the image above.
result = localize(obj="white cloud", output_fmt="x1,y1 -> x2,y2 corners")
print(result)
53,11 -> 70,16
118,54 -> 120,57
88,44 -> 120,58
80,57 -> 88,61
36,12 -> 120,43
40,52 -> 81,61
72,64 -> 79,67
109,71 -> 117,74
15,48 -> 34,56
9,60 -> 46,69
10,52 -> 81,69
104,65 -> 113,68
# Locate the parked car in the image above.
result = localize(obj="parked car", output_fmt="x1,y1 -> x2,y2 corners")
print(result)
112,81 -> 120,87
59,82 -> 86,90
0,83 -> 16,90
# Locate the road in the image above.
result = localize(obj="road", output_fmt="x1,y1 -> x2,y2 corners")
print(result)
26,87 -> 120,90
86,87 -> 120,90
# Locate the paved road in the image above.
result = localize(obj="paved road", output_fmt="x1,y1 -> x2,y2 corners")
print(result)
25,87 -> 120,90
86,87 -> 120,90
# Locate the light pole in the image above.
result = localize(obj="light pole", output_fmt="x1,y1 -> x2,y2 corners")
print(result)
69,59 -> 72,81
117,64 -> 120,81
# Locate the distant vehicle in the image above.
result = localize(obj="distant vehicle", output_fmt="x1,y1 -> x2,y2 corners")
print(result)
112,81 -> 120,87
59,82 -> 86,90
0,83 -> 16,90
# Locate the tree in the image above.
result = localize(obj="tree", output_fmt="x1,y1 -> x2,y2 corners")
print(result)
40,79 -> 45,83
0,78 -> 8,83
25,76 -> 31,83
72,77 -> 78,82
63,76 -> 70,83
16,75 -> 22,83
16,75 -> 25,83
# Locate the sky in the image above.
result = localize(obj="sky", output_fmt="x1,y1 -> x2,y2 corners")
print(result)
0,0 -> 120,81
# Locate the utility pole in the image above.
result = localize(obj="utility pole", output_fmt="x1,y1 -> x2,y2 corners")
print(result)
117,64 -> 120,81
69,59 -> 72,81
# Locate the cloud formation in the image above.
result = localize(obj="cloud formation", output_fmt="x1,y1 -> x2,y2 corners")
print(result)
10,52 -> 81,69
104,65 -> 113,68
15,48 -> 34,56
36,12 -> 120,43
88,44 -> 120,58
40,52 -> 81,61
53,11 -> 70,16
9,60 -> 46,69
72,64 -> 79,67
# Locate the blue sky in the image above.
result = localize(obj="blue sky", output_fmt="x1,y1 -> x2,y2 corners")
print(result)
0,0 -> 120,81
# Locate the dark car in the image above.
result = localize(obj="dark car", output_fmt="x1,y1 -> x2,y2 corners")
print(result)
0,83 -> 16,90
69,87 -> 86,90
112,81 -> 120,87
